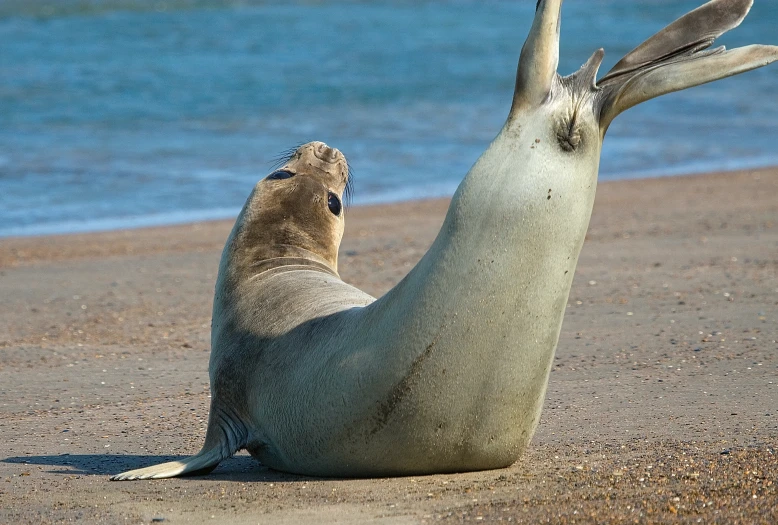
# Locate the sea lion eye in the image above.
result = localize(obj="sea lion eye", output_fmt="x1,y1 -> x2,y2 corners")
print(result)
327,192 -> 342,216
267,170 -> 294,180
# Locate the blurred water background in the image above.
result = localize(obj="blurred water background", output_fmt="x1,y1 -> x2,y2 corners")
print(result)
1,0 -> 777,237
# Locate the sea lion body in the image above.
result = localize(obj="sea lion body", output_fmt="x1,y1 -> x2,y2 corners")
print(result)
227,114 -> 600,477
112,0 -> 778,480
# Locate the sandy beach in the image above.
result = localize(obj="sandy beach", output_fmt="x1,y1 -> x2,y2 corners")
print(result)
1,169 -> 776,524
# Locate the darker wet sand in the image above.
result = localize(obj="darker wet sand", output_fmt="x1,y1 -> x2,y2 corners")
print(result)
1,169 -> 776,524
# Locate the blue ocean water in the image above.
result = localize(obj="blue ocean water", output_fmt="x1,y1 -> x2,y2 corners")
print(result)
1,0 -> 777,237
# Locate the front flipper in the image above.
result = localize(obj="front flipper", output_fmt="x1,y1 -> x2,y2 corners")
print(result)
110,403 -> 247,481
110,447 -> 224,481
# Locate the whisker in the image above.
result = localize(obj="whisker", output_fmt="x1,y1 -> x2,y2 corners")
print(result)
268,142 -> 307,171
344,159 -> 355,209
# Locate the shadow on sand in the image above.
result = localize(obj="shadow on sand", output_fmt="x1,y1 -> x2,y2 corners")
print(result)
2,453 -> 312,482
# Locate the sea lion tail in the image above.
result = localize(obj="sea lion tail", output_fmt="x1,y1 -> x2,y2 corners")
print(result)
110,403 -> 248,481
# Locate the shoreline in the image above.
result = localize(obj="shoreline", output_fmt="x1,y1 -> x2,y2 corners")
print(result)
2,165 -> 777,243
1,167 -> 776,523
2,166 -> 777,266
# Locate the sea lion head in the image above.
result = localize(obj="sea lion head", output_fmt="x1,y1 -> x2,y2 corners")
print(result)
227,141 -> 351,277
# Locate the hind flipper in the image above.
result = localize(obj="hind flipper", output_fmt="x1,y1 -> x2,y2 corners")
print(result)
598,0 -> 778,129
110,403 -> 248,481
109,447 -> 224,480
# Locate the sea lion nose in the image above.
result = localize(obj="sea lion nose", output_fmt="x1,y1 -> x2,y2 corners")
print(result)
313,142 -> 343,164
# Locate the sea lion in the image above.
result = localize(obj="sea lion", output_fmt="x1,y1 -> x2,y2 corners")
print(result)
112,0 -> 778,480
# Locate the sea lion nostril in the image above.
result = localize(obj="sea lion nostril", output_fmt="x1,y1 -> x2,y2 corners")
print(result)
313,143 -> 342,164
